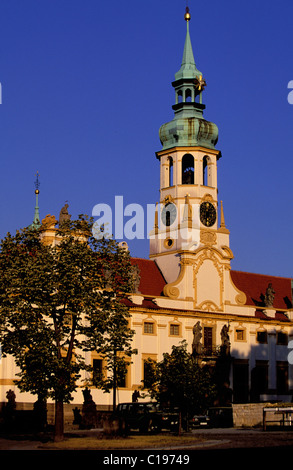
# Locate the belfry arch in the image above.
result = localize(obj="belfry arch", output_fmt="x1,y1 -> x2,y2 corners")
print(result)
182,154 -> 194,184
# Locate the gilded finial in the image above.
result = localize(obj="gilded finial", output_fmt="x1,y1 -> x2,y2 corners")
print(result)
34,171 -> 40,195
184,6 -> 191,22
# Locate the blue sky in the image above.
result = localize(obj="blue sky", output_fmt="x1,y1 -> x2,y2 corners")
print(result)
0,0 -> 293,278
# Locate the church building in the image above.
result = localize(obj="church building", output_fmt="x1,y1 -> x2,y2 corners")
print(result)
1,9 -> 293,413
121,8 -> 293,406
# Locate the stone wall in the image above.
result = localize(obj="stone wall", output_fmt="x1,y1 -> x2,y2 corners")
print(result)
232,403 -> 272,427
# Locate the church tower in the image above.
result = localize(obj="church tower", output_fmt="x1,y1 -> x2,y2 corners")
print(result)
150,9 -> 245,311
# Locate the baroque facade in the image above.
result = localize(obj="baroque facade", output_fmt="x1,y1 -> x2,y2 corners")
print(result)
1,10 -> 293,410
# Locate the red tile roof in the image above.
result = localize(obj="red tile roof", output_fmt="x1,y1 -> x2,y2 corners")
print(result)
129,259 -> 293,318
230,270 -> 292,310
131,258 -> 166,296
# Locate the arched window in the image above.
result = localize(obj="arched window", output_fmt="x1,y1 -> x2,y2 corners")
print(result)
203,156 -> 209,186
177,90 -> 183,103
168,157 -> 173,186
182,154 -> 194,184
185,88 -> 192,102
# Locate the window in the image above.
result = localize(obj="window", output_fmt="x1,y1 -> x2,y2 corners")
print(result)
235,328 -> 245,341
144,322 -> 154,334
277,331 -> 288,345
182,154 -> 194,184
185,88 -> 192,102
203,156 -> 209,186
168,157 -> 173,187
93,359 -> 103,383
233,360 -> 249,403
256,331 -> 267,344
255,361 -> 269,393
170,324 -> 180,336
203,327 -> 213,354
255,361 -> 268,393
277,361 -> 288,393
117,370 -> 127,388
251,361 -> 268,400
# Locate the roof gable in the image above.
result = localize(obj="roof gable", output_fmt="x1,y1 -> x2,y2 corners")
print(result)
231,270 -> 293,310
130,258 -> 293,315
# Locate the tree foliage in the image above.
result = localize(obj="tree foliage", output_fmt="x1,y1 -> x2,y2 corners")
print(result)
0,216 -> 137,438
144,341 -> 216,417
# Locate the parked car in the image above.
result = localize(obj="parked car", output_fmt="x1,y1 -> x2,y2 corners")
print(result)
115,402 -> 162,433
207,407 -> 233,428
161,409 -> 180,432
189,414 -> 210,428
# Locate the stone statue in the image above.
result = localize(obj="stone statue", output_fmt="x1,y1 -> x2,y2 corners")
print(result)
3,389 -> 16,429
59,203 -> 71,226
264,283 -> 275,308
82,387 -> 93,403
41,214 -> 57,229
73,407 -> 82,425
221,324 -> 230,356
6,389 -> 16,407
130,264 -> 141,293
132,389 -> 140,403
80,387 -> 97,429
192,321 -> 203,356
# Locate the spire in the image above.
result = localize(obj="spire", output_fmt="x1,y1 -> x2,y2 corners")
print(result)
219,201 -> 230,234
183,194 -> 192,229
158,6 -> 218,151
29,172 -> 41,230
175,7 -> 202,81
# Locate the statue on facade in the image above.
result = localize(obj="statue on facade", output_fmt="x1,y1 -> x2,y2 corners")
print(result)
130,264 -> 141,293
192,321 -> 203,356
132,389 -> 140,403
80,387 -> 97,429
220,324 -> 230,356
41,214 -> 57,229
264,283 -> 275,308
59,203 -> 71,226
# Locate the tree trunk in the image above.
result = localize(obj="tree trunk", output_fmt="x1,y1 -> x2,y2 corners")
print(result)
113,351 -> 117,412
178,411 -> 182,436
54,400 -> 64,442
113,360 -> 117,412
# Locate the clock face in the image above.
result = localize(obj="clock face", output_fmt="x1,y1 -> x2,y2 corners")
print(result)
200,202 -> 216,227
161,203 -> 177,227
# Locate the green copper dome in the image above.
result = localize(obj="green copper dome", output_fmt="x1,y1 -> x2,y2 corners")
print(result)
159,11 -> 218,151
159,115 -> 218,150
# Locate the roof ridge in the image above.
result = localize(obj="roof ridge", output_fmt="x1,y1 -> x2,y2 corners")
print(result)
231,269 -> 292,281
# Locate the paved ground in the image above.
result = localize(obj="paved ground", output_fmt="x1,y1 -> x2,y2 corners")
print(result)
191,427 -> 293,449
1,427 -> 293,451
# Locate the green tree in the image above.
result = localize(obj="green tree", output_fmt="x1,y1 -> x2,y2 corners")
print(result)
83,234 -> 138,411
144,341 -> 216,433
0,216 -> 136,440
